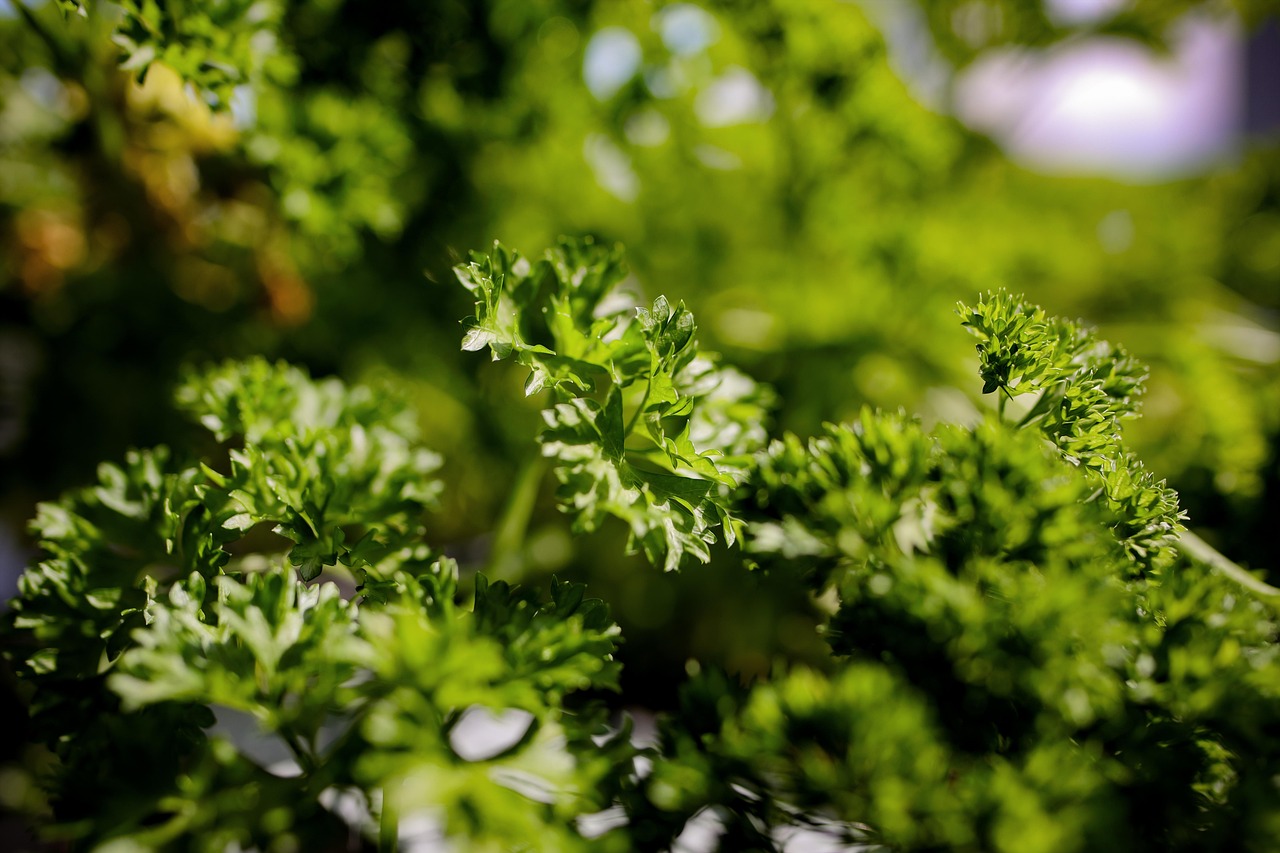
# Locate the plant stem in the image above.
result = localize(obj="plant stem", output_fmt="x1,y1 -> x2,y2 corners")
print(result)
485,457 -> 546,580
280,727 -> 317,775
1180,529 -> 1280,601
624,379 -> 652,438
379,787 -> 399,853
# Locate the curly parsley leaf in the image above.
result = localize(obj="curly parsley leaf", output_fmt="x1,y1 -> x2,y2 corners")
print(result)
958,291 -> 1184,563
177,358 -> 443,580
458,238 -> 773,571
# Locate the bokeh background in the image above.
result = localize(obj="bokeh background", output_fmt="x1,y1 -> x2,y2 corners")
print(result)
1,0 -> 1278,712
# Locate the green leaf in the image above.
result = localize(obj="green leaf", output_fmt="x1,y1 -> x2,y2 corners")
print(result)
958,291 -> 1183,564
178,358 -> 443,580
459,239 -> 773,570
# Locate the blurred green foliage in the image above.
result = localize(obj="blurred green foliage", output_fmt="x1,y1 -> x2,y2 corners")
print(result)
2,0 -> 1277,552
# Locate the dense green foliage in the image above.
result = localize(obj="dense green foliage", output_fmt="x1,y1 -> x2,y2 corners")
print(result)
457,238 -> 770,571
6,240 -> 1280,850
3,0 -> 1280,850
6,350 -> 628,849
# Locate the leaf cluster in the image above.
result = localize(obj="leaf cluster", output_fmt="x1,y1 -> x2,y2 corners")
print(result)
458,239 -> 773,571
57,0 -> 293,107
608,293 -> 1277,852
6,244 -> 1280,852
959,291 -> 1184,563
4,358 -> 627,849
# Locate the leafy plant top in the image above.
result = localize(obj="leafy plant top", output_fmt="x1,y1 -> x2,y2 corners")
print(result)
4,240 -> 1279,852
458,239 -> 773,571
5,356 -> 625,851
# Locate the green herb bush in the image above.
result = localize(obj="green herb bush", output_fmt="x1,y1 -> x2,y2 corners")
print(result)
3,2 -> 1280,850
4,239 -> 1279,851
3,0 -> 1278,576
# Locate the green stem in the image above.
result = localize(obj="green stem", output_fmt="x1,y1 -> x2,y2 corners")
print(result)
485,457 -> 546,580
128,798 -> 197,846
279,727 -> 317,775
997,388 -> 1010,421
624,379 -> 652,438
379,787 -> 399,853
1016,388 -> 1055,429
1180,530 -> 1280,601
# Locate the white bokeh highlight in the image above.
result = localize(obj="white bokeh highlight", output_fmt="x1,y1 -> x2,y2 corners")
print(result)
954,15 -> 1242,180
